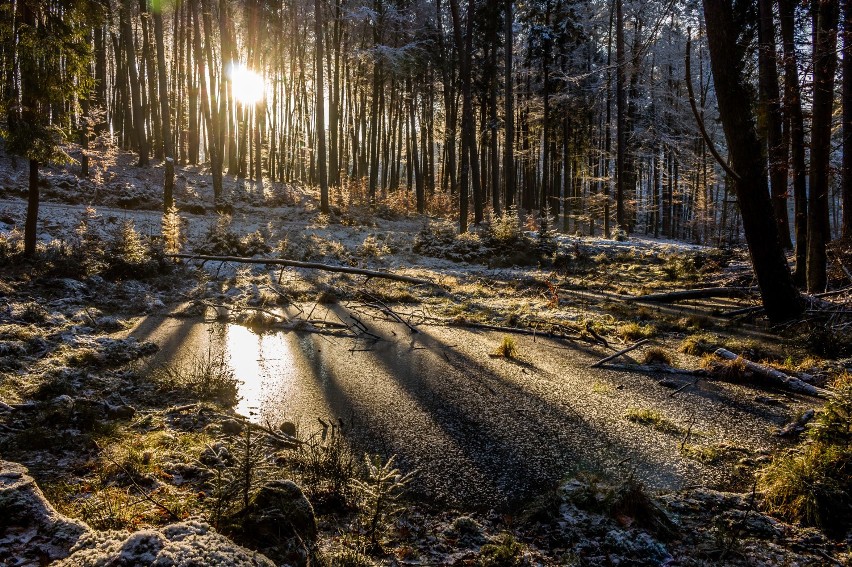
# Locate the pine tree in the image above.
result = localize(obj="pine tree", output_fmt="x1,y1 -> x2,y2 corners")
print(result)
0,0 -> 104,255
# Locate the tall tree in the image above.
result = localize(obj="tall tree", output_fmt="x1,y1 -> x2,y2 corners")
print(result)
316,0 -> 329,214
503,0 -> 514,212
152,1 -> 174,210
702,0 -> 803,323
758,0 -> 792,248
807,0 -> 839,292
615,0 -> 627,231
1,0 -> 101,255
121,0 -> 149,166
449,0 -> 472,232
779,0 -> 809,284
843,0 -> 852,238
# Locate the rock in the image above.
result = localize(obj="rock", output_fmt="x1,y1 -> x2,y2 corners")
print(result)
105,403 -> 136,420
222,419 -> 244,436
200,443 -> 233,467
244,480 -> 317,544
0,461 -> 88,564
279,421 -> 297,437
57,520 -> 275,566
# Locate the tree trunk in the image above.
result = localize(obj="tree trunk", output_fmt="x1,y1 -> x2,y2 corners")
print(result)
449,0 -> 471,232
615,0 -> 627,232
122,0 -> 150,166
153,7 -> 174,210
503,0 -> 514,212
702,0 -> 803,323
316,0 -> 329,214
779,0 -> 808,285
140,5 -> 162,160
24,160 -> 39,256
843,0 -> 852,238
807,0 -> 839,292
758,0 -> 793,249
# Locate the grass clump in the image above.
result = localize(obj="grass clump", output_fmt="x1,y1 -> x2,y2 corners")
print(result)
294,428 -> 358,509
616,322 -> 656,341
641,347 -> 672,366
76,486 -> 142,530
492,336 -> 519,359
325,549 -> 375,567
700,354 -> 748,381
679,333 -> 717,356
681,443 -> 722,465
155,350 -> 240,407
479,533 -> 526,567
624,408 -> 683,435
758,383 -> 852,536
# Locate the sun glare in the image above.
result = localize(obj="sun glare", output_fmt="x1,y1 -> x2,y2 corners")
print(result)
228,62 -> 265,106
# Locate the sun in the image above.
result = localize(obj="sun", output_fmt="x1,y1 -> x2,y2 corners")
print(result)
228,62 -> 265,106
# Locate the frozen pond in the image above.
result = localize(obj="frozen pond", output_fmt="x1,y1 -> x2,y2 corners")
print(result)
133,306 -> 808,510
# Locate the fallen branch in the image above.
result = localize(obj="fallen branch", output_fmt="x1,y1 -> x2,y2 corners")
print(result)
720,305 -> 764,318
361,292 -> 419,334
631,287 -> 755,303
168,253 -> 440,287
601,363 -> 706,377
713,348 -> 833,399
591,339 -> 650,368
449,320 -> 583,342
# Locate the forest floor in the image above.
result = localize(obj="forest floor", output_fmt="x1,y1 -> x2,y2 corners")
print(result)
1,147 -> 851,565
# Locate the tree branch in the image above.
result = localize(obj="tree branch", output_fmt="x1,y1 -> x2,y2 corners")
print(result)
685,29 -> 741,182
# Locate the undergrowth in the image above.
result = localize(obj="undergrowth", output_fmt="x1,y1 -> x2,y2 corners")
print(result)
758,382 -> 852,536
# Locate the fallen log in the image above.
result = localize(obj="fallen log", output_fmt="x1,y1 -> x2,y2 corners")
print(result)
591,339 -> 650,368
168,253 -> 439,287
713,348 -> 833,399
631,287 -> 755,303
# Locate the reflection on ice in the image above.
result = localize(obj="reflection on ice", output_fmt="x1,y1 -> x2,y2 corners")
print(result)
225,325 -> 298,423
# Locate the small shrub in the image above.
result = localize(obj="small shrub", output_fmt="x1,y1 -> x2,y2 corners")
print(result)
105,219 -> 159,279
660,255 -> 697,281
162,206 -> 184,255
351,454 -> 415,546
489,208 -> 522,244
357,234 -> 390,258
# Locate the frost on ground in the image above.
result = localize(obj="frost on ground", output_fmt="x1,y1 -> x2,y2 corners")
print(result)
1,146 -> 851,565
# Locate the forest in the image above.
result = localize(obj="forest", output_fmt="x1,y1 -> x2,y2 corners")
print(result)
0,0 -> 851,564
